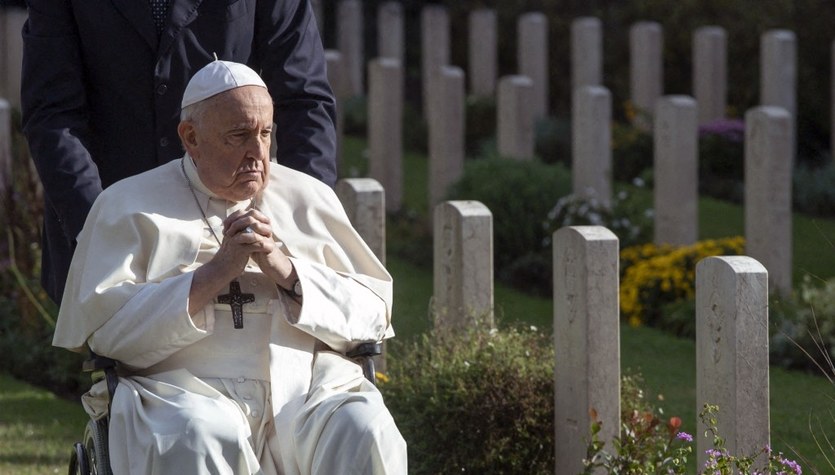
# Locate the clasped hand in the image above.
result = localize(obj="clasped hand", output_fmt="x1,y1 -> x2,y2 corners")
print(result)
212,209 -> 295,288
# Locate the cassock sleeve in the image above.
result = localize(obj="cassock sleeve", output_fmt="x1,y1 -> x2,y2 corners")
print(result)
87,272 -> 213,370
253,0 -> 337,187
282,258 -> 389,354
53,180 -> 207,365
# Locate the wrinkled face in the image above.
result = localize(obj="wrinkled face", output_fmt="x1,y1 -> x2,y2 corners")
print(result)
178,86 -> 273,202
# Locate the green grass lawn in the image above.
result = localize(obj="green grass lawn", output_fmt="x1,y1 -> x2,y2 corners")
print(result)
0,373 -> 89,474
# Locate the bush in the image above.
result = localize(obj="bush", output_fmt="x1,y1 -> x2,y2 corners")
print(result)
770,275 -> 835,373
465,95 -> 497,158
535,116 -> 571,167
612,120 -> 654,184
543,185 -> 654,250
380,324 -> 685,474
0,111 -> 86,399
619,237 -> 746,328
381,325 -> 554,473
698,118 -> 745,203
446,157 -> 572,292
793,161 -> 835,218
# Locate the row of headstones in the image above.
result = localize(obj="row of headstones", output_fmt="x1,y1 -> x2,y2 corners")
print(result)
0,84 -> 793,301
318,1 -> 801,127
325,51 -> 794,297
0,4 -> 822,148
334,180 -> 770,475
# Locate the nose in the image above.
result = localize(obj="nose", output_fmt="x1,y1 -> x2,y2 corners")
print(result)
244,133 -> 270,161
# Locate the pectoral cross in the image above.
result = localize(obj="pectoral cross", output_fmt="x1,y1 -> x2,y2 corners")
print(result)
217,280 -> 255,329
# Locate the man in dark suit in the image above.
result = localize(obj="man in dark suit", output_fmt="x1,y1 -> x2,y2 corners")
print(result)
21,0 -> 337,304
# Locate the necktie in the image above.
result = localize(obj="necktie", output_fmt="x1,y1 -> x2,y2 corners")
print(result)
149,0 -> 171,35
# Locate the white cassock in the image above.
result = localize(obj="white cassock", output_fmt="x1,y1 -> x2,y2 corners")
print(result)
53,156 -> 407,474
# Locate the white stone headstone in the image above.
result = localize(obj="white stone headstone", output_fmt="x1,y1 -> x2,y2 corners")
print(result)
553,226 -> 620,475
572,86 -> 612,207
468,9 -> 497,98
497,75 -> 534,160
745,106 -> 793,295
377,2 -> 404,62
0,99 -> 12,197
335,178 -> 386,264
654,95 -> 698,246
629,21 -> 663,129
335,177 -> 387,373
571,17 -> 603,90
429,66 -> 465,209
368,58 -> 403,213
433,201 -> 494,329
696,256 -> 770,470
421,5 -> 450,118
337,0 -> 364,97
693,26 -> 727,124
760,30 -> 796,125
517,12 -> 549,120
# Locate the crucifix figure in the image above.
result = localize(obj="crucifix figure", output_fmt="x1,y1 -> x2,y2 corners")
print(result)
217,280 -> 255,329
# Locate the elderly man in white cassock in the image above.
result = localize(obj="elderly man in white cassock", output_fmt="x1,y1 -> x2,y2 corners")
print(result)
52,60 -> 407,474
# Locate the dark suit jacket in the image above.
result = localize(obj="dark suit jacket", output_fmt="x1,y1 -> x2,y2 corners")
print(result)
21,0 -> 337,303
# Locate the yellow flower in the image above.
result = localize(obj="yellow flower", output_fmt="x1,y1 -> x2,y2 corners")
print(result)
375,371 -> 389,384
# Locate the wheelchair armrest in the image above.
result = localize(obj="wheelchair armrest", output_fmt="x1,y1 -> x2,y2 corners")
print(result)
82,355 -> 118,373
346,342 -> 382,359
82,353 -> 120,403
346,342 -> 383,385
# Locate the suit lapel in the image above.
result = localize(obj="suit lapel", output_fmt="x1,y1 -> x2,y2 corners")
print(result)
110,0 -> 159,51
159,0 -> 205,57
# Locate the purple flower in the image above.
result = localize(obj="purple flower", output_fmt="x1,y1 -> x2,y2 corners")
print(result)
698,118 -> 745,143
676,432 -> 693,442
777,456 -> 802,474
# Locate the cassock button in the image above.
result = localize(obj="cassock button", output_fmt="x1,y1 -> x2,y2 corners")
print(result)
251,410 -> 259,418
160,137 -> 169,147
156,84 -> 168,95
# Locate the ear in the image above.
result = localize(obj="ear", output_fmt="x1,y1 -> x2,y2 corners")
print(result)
177,120 -> 199,153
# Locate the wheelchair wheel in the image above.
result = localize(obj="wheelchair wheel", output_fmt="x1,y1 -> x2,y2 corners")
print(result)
68,442 -> 90,475
83,418 -> 112,475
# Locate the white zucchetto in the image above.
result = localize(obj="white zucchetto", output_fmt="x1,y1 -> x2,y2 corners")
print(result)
181,60 -> 268,109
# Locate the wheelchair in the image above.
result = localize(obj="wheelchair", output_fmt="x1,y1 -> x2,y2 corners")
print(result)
68,342 -> 383,475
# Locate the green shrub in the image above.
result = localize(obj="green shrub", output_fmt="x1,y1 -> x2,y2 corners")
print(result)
0,111 -> 87,399
402,101 -> 428,154
793,161 -> 835,218
380,324 -> 686,474
543,186 -> 654,250
465,95 -> 497,158
381,325 -> 555,473
698,118 -> 745,203
770,275 -> 835,373
612,121 -> 653,184
342,95 -> 368,137
446,157 -> 572,291
535,116 -> 571,167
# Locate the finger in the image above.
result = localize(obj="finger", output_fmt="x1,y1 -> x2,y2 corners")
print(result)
223,210 -> 271,236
